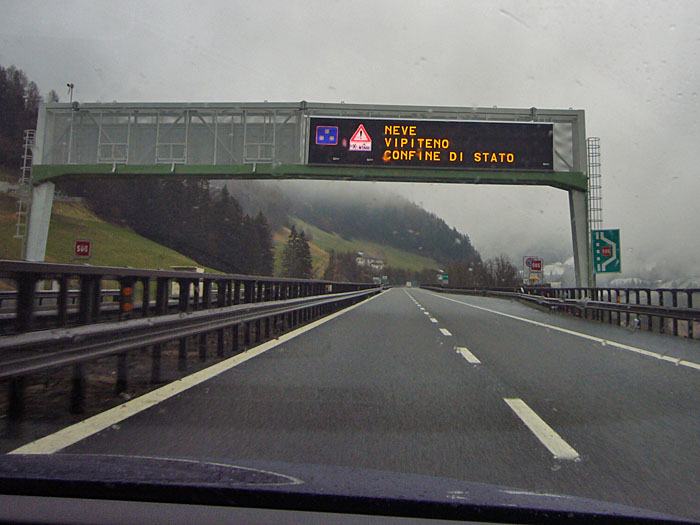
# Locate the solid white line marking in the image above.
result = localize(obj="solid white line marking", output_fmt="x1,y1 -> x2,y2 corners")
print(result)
9,291 -> 388,455
504,398 -> 580,461
430,317 -> 439,323
439,328 -> 452,336
420,290 -> 700,372
456,346 -> 480,364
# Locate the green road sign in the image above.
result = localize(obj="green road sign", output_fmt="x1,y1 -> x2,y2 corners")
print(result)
592,229 -> 621,273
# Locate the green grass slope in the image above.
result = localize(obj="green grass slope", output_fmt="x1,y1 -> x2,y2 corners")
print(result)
0,192 -> 205,270
272,218 -> 440,277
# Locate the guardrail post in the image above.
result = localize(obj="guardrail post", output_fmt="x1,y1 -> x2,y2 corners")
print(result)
192,279 -> 201,310
16,272 -> 39,332
57,276 -> 69,327
231,324 -> 239,353
217,328 -> 225,357
263,317 -> 270,340
199,332 -> 208,361
645,289 -> 652,331
178,279 -> 190,313
156,278 -> 169,314
216,280 -> 226,307
115,352 -> 128,395
687,291 -> 694,339
179,338 -> 188,371
203,279 -> 212,310
79,275 -> 101,325
255,319 -> 262,343
8,377 -> 26,424
244,322 -> 251,347
151,344 -> 162,384
244,282 -> 253,303
233,281 -> 241,305
671,291 -> 678,336
70,364 -> 85,414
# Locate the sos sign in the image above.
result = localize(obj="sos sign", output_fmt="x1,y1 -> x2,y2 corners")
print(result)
524,257 -> 543,272
74,239 -> 92,258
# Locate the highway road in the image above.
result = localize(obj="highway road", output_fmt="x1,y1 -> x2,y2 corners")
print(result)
13,287 -> 700,520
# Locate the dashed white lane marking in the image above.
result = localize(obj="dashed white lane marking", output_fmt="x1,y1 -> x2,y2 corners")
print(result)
9,291 -> 388,455
456,346 -> 480,364
504,398 -> 580,461
421,290 -> 700,372
430,317 -> 439,323
424,312 -> 431,316
439,328 -> 452,336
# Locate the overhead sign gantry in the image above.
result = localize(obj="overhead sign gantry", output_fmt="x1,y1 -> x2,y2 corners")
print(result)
24,101 -> 591,285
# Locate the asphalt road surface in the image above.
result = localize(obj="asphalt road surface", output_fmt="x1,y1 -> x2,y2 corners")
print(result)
20,288 -> 700,520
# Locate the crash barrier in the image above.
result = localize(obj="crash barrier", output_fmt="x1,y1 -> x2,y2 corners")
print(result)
0,261 -> 381,427
421,285 -> 700,339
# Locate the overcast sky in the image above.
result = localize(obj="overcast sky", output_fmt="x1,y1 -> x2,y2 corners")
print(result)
2,0 -> 699,278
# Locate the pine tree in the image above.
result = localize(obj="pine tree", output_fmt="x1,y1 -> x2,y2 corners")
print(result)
295,230 -> 313,279
252,211 -> 274,276
281,225 -> 297,277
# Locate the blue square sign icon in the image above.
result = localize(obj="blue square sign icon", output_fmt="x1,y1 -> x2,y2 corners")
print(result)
315,126 -> 338,145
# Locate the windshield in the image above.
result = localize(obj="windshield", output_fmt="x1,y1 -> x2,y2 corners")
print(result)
1,1 -> 699,522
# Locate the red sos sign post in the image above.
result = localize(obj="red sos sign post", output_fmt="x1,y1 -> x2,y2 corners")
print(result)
523,256 -> 543,282
74,239 -> 92,259
528,258 -> 542,272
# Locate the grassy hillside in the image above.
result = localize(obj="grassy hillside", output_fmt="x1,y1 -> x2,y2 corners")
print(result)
273,218 -> 440,277
0,192 -> 205,270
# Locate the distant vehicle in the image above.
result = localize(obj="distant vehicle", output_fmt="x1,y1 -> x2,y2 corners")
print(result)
405,281 -> 412,287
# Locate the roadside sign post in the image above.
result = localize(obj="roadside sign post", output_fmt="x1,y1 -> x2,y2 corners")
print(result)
73,239 -> 92,261
592,229 -> 621,274
523,256 -> 543,284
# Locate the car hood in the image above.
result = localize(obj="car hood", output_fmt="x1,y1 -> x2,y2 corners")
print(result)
0,454 -> 692,523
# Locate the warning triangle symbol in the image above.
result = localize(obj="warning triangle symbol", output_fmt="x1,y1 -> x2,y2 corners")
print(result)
350,124 -> 371,143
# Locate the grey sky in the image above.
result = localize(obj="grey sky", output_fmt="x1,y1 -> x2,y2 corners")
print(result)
1,0 -> 699,277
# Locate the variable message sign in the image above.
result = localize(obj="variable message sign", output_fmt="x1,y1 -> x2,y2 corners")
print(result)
308,117 -> 553,171
592,229 -> 621,274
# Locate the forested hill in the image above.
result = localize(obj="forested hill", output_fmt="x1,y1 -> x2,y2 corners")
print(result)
224,181 -> 480,266
1,63 -> 479,278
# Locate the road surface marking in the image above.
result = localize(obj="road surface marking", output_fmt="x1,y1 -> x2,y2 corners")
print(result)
421,290 -> 700,372
424,311 -> 431,316
439,328 -> 452,336
504,398 -> 580,461
9,291 -> 388,455
430,317 -> 439,323
456,346 -> 480,363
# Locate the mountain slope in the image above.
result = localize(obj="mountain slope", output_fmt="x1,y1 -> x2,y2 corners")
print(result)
0,193 -> 206,270
272,220 -> 440,278
224,180 -> 480,267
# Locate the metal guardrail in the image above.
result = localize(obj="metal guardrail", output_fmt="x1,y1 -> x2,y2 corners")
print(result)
421,285 -> 700,339
0,260 -> 377,334
0,261 -> 381,426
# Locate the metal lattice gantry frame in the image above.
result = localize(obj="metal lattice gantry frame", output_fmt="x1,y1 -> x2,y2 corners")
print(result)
24,101 -> 592,286
586,137 -> 603,229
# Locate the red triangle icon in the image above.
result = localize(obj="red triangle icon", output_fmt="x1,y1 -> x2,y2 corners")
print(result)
350,124 -> 371,143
